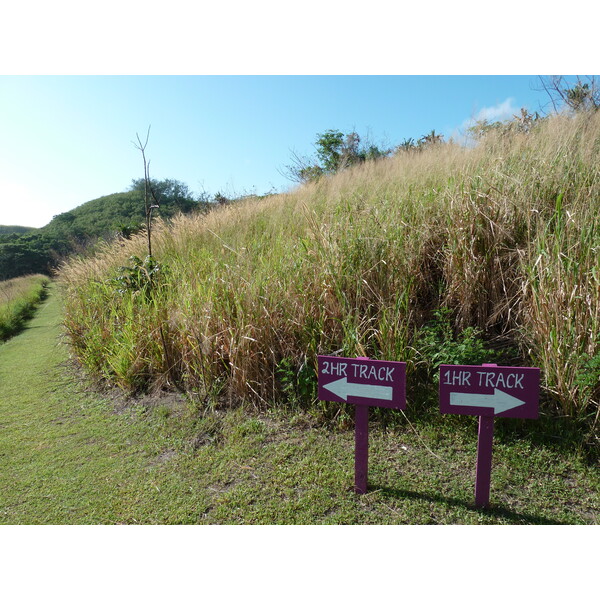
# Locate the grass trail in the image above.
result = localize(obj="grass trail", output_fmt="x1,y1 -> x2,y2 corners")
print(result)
0,286 -> 184,524
1,286 -> 598,524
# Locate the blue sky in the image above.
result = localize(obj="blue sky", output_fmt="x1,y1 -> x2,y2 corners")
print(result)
0,2 -> 591,583
1,75 -> 556,227
0,2 -> 592,229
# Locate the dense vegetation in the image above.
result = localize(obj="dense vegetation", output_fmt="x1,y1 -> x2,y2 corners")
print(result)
3,290 -> 597,524
60,110 -> 600,447
0,179 -> 210,281
0,225 -> 37,236
0,274 -> 50,341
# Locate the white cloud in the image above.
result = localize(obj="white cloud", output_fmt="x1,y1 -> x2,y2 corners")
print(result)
450,97 -> 520,145
473,97 -> 518,122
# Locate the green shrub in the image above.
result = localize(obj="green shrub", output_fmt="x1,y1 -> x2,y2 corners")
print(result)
575,341 -> 600,413
276,357 -> 318,407
110,255 -> 167,296
415,308 -> 499,382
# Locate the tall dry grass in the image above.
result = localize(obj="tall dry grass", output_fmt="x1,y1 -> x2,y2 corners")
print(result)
59,111 -> 600,430
0,274 -> 50,340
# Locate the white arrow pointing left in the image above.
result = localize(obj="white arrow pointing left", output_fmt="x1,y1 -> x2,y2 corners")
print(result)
450,388 -> 525,415
324,377 -> 393,402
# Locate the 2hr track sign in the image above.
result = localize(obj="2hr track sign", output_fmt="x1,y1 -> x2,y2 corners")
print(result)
318,355 -> 407,494
318,356 -> 406,410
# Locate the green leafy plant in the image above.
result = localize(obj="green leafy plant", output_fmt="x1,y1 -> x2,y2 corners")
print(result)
111,255 -> 166,296
416,308 -> 498,381
276,357 -> 317,406
575,343 -> 600,410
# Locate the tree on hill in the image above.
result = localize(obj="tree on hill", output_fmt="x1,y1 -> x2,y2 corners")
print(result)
419,129 -> 444,147
538,76 -> 600,113
128,178 -> 197,211
395,138 -> 417,153
283,128 -> 391,183
0,177 -> 207,281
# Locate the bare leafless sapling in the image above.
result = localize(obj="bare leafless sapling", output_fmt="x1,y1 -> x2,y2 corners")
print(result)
132,126 -> 160,257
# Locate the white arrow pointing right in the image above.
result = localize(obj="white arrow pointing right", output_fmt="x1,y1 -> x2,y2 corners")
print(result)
450,388 -> 525,415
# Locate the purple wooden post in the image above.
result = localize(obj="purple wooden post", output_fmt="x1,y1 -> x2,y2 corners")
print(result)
318,355 -> 407,495
475,415 -> 494,508
354,404 -> 369,494
440,363 -> 540,508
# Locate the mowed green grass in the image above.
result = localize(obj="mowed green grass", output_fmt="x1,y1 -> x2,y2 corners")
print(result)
0,288 -> 598,524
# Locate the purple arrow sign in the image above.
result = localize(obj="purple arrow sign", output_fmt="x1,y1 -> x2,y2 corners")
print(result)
318,355 -> 406,494
439,363 -> 540,508
318,355 -> 406,410
439,364 -> 540,419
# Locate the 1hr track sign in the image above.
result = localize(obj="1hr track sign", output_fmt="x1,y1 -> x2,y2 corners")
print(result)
439,364 -> 540,419
439,363 -> 540,507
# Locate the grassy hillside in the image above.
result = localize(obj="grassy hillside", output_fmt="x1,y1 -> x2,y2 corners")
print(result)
0,179 -> 206,281
41,183 -> 202,240
60,112 -> 600,445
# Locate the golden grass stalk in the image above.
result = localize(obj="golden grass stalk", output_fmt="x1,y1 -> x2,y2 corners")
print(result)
59,111 -> 600,425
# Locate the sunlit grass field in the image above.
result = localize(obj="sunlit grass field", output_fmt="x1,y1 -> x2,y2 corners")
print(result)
0,274 -> 50,341
60,111 -> 600,445
1,290 -> 597,524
